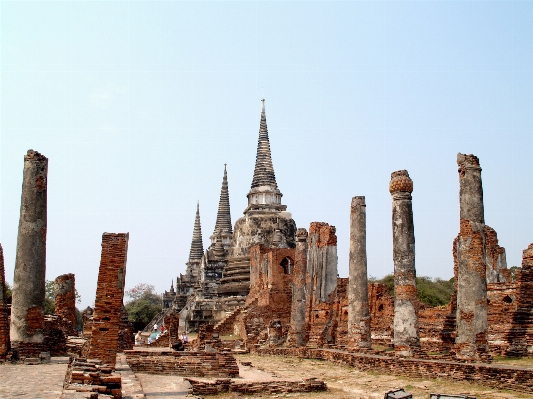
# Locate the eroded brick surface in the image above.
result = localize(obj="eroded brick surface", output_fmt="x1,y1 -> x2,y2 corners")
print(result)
0,244 -> 9,359
88,233 -> 129,368
54,274 -> 77,331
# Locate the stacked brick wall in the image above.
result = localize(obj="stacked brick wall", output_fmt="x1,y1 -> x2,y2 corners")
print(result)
43,315 -> 68,356
418,305 -> 448,353
89,233 -> 129,368
487,282 -> 519,355
124,349 -> 239,378
54,274 -> 77,333
64,358 -> 122,398
118,305 -> 134,352
255,347 -> 533,394
82,306 -> 93,337
185,377 -> 327,396
507,243 -> 533,356
0,244 -> 9,359
368,283 -> 394,346
485,226 -> 508,283
164,311 -> 180,346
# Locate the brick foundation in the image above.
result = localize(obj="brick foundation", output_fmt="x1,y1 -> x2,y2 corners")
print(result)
255,347 -> 533,394
185,377 -> 327,396
124,348 -> 239,378
89,233 -> 129,368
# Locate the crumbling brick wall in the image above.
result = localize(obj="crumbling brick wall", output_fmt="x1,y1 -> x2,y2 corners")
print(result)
507,243 -> 533,356
0,244 -> 9,359
305,222 -> 338,347
89,233 -> 129,367
53,273 -> 77,335
125,349 -> 239,378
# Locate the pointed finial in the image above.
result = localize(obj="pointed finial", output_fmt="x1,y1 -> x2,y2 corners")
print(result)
224,163 -> 227,172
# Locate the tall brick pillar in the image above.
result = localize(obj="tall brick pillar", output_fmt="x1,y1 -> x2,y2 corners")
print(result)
54,273 -> 77,330
506,243 -> 533,357
305,222 -> 338,346
287,228 -> 308,346
89,233 -> 129,367
10,150 -> 48,357
348,196 -> 372,350
0,244 -> 10,359
454,153 -> 489,360
389,170 -> 420,356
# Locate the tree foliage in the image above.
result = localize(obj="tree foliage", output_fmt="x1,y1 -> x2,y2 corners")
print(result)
124,283 -> 162,328
370,274 -> 454,307
3,282 -> 12,305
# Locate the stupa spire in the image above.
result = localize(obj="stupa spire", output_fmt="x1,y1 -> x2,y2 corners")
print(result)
213,164 -> 232,235
188,202 -> 204,262
251,99 -> 278,189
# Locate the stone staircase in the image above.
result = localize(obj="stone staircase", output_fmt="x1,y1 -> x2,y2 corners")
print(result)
142,308 -> 172,334
214,307 -> 242,336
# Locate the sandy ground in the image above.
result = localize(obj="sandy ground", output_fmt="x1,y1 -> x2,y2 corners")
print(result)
197,353 -> 533,399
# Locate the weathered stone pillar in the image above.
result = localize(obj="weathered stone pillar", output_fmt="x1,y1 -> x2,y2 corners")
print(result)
454,153 -> 489,360
389,170 -> 420,356
10,150 -> 48,357
0,244 -> 10,359
89,233 -> 129,367
54,273 -> 77,328
348,196 -> 372,350
287,228 -> 308,346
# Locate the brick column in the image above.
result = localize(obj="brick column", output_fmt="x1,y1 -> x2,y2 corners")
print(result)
10,150 -> 48,357
0,244 -> 9,359
454,153 -> 489,360
89,233 -> 129,367
305,222 -> 338,347
348,196 -> 371,350
54,273 -> 77,328
389,170 -> 420,356
287,228 -> 308,347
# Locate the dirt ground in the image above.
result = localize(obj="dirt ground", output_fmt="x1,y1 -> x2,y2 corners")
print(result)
199,353 -> 533,399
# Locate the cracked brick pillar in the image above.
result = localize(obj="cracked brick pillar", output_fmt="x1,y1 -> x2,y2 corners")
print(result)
287,228 -> 308,346
390,170 -> 420,356
89,233 -> 129,368
305,222 -> 338,347
506,244 -> 533,356
0,244 -> 9,359
454,153 -> 489,360
10,150 -> 48,357
54,273 -> 77,330
348,196 -> 371,350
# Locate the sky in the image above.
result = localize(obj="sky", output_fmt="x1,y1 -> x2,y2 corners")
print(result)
1,1 -> 532,309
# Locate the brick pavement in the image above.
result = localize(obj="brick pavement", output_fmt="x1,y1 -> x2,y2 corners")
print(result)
0,363 -> 68,399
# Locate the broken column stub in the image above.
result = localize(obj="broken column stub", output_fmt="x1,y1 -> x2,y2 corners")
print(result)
348,196 -> 371,350
389,170 -> 420,356
89,233 -> 129,368
10,150 -> 48,356
0,244 -> 9,359
54,273 -> 77,329
287,228 -> 308,347
454,153 -> 489,360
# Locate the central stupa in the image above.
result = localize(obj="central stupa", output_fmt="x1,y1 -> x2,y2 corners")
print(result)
217,99 -> 297,296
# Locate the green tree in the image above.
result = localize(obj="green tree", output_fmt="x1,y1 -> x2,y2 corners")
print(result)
370,274 -> 454,307
3,282 -> 12,305
124,283 -> 162,330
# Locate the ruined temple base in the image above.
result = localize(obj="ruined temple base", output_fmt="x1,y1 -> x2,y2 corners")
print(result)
8,341 -> 49,362
124,347 -> 239,378
254,347 -> 533,394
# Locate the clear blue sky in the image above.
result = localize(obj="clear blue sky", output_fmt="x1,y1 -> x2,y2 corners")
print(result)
1,1 -> 532,309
